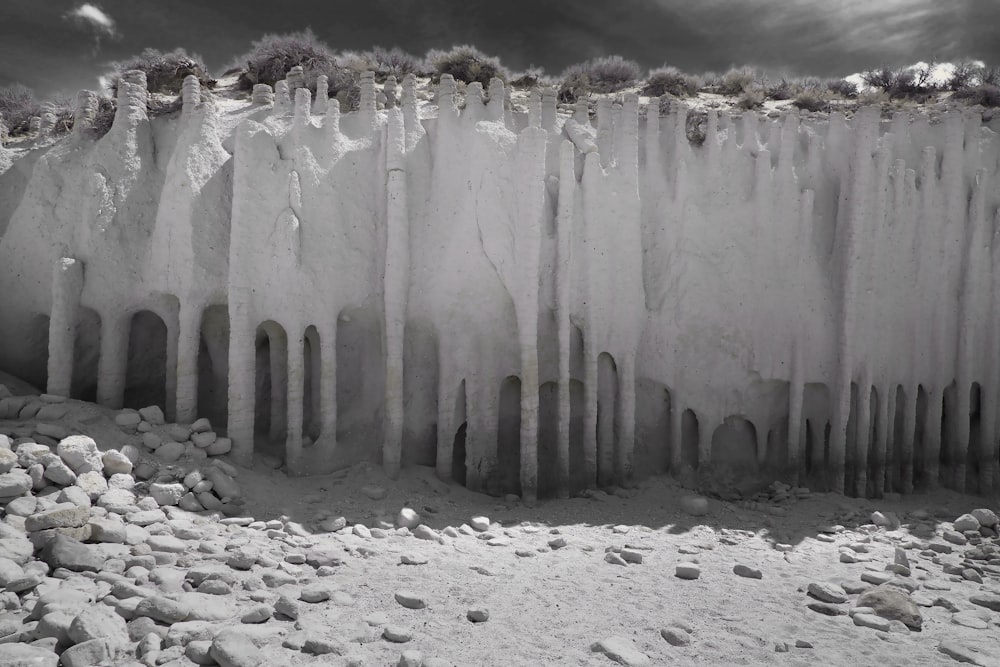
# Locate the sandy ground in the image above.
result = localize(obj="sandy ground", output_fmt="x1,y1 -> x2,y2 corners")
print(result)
2,388 -> 999,666
230,455 -> 1000,666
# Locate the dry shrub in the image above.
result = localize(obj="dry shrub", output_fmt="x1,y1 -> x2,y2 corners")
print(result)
230,29 -> 353,97
718,68 -> 755,96
857,89 -> 890,106
642,67 -> 700,97
953,84 -> 1000,108
737,89 -> 764,110
357,46 -> 425,82
793,90 -> 829,112
108,48 -> 215,95
426,45 -> 507,86
558,55 -> 641,101
765,78 -> 798,101
826,78 -> 858,98
0,84 -> 41,137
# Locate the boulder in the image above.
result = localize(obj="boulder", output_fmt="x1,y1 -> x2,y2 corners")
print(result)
857,585 -> 922,629
56,436 -> 103,474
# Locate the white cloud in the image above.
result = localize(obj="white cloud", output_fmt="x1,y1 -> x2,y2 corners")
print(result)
64,3 -> 120,53
65,3 -> 117,35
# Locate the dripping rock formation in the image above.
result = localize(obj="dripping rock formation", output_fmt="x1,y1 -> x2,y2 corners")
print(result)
1,69 -> 999,502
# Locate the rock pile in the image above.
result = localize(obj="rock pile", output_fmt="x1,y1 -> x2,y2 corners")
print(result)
802,504 -> 1000,661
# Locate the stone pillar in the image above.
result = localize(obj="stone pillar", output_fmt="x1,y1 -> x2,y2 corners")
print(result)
46,258 -> 84,397
286,327 -> 305,473
73,91 -> 98,137
227,299 -> 256,466
96,313 -> 128,409
182,75 -> 201,115
319,324 -> 337,457
252,84 -> 274,107
175,302 -> 201,424
383,109 -> 409,479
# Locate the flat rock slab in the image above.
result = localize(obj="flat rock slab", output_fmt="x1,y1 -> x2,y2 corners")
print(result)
808,582 -> 848,604
0,643 -> 59,666
394,590 -> 427,609
939,641 -> 1000,667
970,593 -> 1000,612
675,563 -> 700,580
37,534 -> 103,572
591,636 -> 651,666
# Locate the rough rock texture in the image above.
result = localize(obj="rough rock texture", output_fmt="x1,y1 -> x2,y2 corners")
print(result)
2,70 -> 999,500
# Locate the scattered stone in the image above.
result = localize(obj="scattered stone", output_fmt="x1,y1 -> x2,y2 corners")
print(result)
675,563 -> 700,580
470,516 -> 490,532
394,590 -> 427,609
241,604 -> 272,623
938,641 -> 998,666
383,625 -> 412,642
400,554 -> 428,565
605,552 -> 627,566
590,636 -> 652,666
808,601 -> 847,616
970,508 -> 998,528
808,582 -> 848,604
970,593 -> 1000,612
300,584 -> 331,603
660,626 -> 691,646
467,608 -> 489,623
795,639 -> 813,649
952,611 -> 989,630
211,628 -> 263,667
953,514 -> 980,532
396,508 -> 421,529
853,613 -> 891,631
398,650 -> 423,667
733,563 -> 761,579
860,571 -> 893,586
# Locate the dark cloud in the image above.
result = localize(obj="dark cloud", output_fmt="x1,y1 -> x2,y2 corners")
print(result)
1,0 -> 998,100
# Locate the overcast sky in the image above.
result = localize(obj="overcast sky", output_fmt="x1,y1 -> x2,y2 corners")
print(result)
1,0 -> 998,100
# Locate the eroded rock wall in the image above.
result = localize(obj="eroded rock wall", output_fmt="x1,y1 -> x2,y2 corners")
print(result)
1,70 -> 999,500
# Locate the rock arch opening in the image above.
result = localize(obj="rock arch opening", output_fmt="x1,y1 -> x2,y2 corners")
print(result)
124,310 -> 167,411
197,305 -> 229,430
254,320 -> 288,460
69,307 -> 101,403
710,416 -> 758,473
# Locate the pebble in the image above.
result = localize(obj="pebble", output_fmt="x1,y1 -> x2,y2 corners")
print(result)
591,636 -> 651,666
396,508 -> 421,529
300,584 -> 331,603
853,613 -> 891,631
605,552 -> 627,566
467,608 -> 489,623
394,590 -> 427,609
808,582 -> 848,604
383,625 -> 413,642
398,650 -> 423,667
733,563 -> 761,579
939,640 -> 1000,667
400,554 -> 428,565
660,625 -> 691,646
675,563 -> 700,580
809,600 -> 847,616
